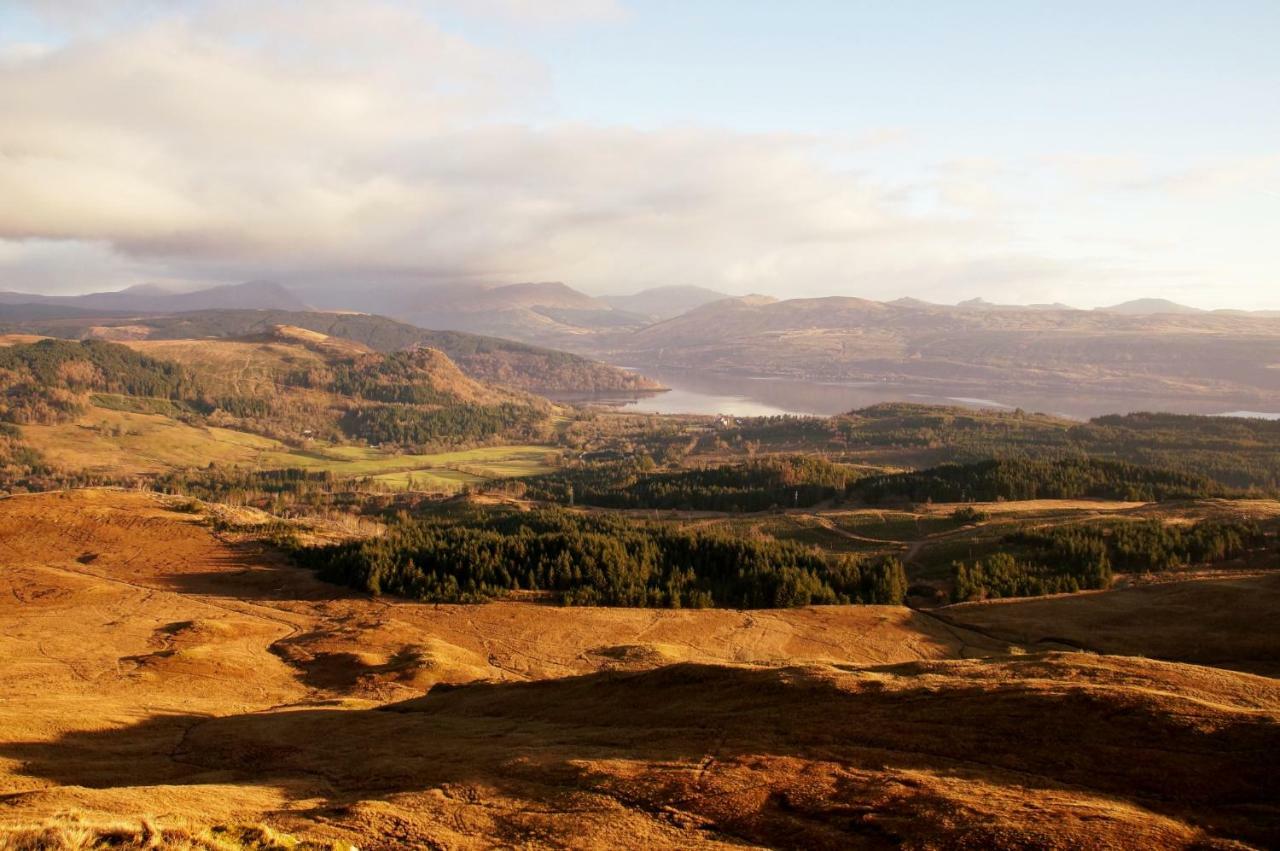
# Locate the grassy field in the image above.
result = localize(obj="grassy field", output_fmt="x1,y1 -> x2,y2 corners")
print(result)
825,510 -> 962,541
124,339 -> 331,397
22,406 -> 558,490
23,408 -> 282,473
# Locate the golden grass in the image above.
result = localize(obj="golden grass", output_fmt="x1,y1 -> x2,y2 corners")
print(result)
23,409 -> 281,474
1,489 -> 1277,848
123,340 -> 329,397
0,817 -> 354,850
21,406 -> 558,489
0,334 -> 48,347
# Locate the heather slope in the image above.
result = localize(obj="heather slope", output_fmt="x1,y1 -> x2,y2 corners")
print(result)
1,489 -> 1277,848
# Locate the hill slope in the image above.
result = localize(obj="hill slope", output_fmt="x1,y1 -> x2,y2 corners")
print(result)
0,308 -> 661,394
0,332 -> 555,492
0,489 -> 1276,849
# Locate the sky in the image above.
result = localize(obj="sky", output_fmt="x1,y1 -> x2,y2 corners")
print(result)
1,0 -> 1277,309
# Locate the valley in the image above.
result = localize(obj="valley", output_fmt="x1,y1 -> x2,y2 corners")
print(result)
0,312 -> 1277,849
10,286 -> 1280,416
5,8 -> 1276,849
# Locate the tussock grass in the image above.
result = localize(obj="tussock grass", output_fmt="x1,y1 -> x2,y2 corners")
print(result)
0,817 -> 356,851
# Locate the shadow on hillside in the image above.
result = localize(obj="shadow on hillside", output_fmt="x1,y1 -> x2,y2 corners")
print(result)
2,662 -> 1276,846
154,540 -> 355,602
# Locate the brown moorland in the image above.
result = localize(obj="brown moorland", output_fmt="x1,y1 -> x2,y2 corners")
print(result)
1,489 -> 1277,849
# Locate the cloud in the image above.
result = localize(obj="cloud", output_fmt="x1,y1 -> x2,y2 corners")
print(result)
0,238 -> 172,294
1048,153 -> 1280,199
0,0 -> 1269,308
0,0 -> 1007,298
427,0 -> 626,23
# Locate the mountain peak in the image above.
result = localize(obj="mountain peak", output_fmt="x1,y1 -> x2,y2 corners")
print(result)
600,285 -> 733,321
1097,298 -> 1203,315
119,282 -> 177,295
889,297 -> 936,309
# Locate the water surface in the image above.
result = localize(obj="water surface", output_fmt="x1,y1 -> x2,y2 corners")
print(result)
550,368 -> 1280,421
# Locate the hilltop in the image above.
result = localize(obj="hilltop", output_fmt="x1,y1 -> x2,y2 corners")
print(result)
1098,297 -> 1205,315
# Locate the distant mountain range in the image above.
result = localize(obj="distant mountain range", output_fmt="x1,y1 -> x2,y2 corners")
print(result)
0,281 -> 309,313
313,282 -> 735,348
593,294 -> 1280,409
906,296 -> 1279,317
8,279 -> 1276,342
6,279 -> 1280,408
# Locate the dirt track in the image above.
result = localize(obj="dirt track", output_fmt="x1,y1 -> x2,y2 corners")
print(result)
1,490 -> 1277,849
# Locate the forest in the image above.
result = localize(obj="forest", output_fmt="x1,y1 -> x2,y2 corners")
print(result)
288,506 -> 908,608
150,466 -> 365,513
715,404 -> 1280,491
952,517 -> 1274,601
0,339 -> 203,425
340,402 -> 549,448
853,458 -> 1226,504
1007,518 -> 1269,573
520,454 -> 1230,511
950,552 -> 1111,601
518,455 -> 857,511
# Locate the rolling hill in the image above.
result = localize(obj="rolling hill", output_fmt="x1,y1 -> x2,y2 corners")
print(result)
0,330 -> 562,493
0,307 -> 662,394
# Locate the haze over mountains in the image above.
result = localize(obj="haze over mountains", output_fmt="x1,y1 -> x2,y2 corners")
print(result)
6,279 -> 1280,414
611,294 -> 1280,411
0,281 -> 308,314
5,278 -> 1271,327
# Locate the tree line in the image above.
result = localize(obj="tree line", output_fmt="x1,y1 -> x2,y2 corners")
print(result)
340,402 -> 548,448
287,506 -> 908,608
1008,518 -> 1268,573
854,458 -> 1225,504
519,455 -> 857,512
0,337 -> 552,452
713,404 -> 1280,492
515,455 -> 1230,513
952,517 -> 1272,601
